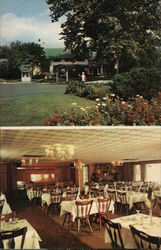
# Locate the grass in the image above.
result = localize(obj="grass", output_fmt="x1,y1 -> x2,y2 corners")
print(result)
0,92 -> 94,126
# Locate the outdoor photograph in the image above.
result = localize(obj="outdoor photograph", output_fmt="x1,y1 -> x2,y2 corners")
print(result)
0,0 -> 161,126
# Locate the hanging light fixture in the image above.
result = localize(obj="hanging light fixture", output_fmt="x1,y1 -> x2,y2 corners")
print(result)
111,160 -> 123,167
45,144 -> 75,160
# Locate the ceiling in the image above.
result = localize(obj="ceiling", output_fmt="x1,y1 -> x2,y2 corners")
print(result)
0,127 -> 161,164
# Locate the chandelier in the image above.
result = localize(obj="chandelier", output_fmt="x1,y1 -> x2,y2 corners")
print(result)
111,160 -> 123,167
45,144 -> 75,160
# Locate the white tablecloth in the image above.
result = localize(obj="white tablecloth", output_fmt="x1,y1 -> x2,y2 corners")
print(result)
1,219 -> 42,249
41,193 -> 51,206
105,214 -> 161,249
2,203 -> 12,215
60,198 -> 114,222
107,189 -> 147,209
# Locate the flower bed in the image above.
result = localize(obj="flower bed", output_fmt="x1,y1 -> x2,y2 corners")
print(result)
44,92 -> 161,126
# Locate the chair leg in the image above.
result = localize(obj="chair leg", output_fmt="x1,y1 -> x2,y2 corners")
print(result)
87,217 -> 93,232
99,214 -> 102,230
77,218 -> 80,234
63,213 -> 68,226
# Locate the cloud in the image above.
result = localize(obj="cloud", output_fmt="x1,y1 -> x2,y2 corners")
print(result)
0,12 -> 64,47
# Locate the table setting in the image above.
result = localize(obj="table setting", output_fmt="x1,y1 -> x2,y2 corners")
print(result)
0,218 -> 42,249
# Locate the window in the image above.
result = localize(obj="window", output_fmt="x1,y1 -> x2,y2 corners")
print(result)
145,164 -> 161,183
133,165 -> 141,181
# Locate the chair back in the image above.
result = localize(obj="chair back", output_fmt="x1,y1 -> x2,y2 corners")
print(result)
70,186 -> 79,193
108,190 -> 116,202
90,188 -> 99,198
66,191 -> 77,200
98,198 -> 111,214
103,217 -> 125,249
51,194 -> 62,204
79,194 -> 90,200
0,200 -> 5,214
76,200 -> 93,219
0,227 -> 27,249
154,195 -> 161,216
129,225 -> 160,249
117,192 -> 128,204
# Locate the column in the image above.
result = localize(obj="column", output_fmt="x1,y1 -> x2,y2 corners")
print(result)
100,65 -> 104,76
56,69 -> 59,82
74,159 -> 85,192
65,68 -> 69,82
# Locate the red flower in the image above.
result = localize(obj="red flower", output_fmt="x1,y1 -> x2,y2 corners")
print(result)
88,120 -> 98,125
136,109 -> 141,113
143,106 -> 148,110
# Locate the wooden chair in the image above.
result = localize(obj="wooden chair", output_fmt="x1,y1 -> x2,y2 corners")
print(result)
66,191 -> 78,200
0,200 -> 5,214
129,225 -> 160,249
0,227 -> 27,249
108,190 -> 117,213
153,195 -> 161,217
75,200 -> 93,234
103,216 -> 125,249
117,192 -> 129,215
98,198 -> 111,230
50,194 -> 62,215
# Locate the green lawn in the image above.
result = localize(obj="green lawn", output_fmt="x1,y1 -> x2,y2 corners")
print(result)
0,93 -> 94,126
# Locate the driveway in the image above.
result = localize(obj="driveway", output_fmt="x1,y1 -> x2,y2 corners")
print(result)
0,83 -> 67,99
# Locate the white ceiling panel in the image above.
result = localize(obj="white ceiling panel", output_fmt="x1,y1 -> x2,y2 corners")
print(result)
0,127 -> 161,164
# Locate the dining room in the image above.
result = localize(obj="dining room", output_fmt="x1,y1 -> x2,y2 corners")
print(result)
0,127 -> 161,249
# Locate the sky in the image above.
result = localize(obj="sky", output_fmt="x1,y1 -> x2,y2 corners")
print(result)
0,0 -> 65,48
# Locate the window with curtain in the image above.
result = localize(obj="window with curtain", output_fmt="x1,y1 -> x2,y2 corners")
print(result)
145,163 -> 161,183
133,165 -> 141,181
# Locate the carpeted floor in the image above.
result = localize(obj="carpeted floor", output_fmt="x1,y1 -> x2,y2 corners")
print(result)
14,199 -> 92,249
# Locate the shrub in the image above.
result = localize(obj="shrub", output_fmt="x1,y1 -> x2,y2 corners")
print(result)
65,81 -> 111,100
113,67 -> 161,100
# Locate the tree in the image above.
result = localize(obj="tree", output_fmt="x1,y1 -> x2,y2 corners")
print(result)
47,0 -> 161,72
0,41 -> 47,79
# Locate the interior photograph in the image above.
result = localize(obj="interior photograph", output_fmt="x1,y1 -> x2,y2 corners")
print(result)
0,127 -> 161,249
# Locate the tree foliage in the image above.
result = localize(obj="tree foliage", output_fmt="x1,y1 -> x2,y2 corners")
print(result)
47,0 -> 161,71
0,41 -> 47,79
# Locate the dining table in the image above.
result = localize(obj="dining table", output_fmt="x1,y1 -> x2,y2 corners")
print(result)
107,189 -> 147,209
105,213 -> 161,249
0,219 -> 42,249
60,197 -> 115,222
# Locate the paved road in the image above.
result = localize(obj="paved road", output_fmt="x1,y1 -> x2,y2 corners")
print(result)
0,83 -> 67,99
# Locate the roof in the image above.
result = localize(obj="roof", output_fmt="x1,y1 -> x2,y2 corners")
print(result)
44,48 -> 71,59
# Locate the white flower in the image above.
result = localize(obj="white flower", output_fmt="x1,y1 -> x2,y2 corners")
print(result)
72,103 -> 77,106
128,105 -> 132,108
96,98 -> 100,102
140,96 -> 143,98
122,101 -> 126,104
102,103 -> 106,107
80,107 -> 85,111
111,94 -> 115,97
136,95 -> 139,97
97,103 -> 101,106
103,97 -> 107,100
